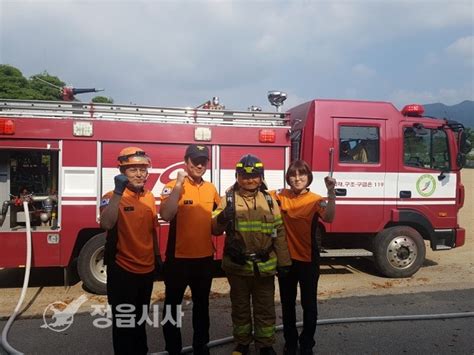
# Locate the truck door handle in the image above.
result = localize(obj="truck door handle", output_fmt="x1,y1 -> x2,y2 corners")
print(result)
335,188 -> 347,196
400,190 -> 412,198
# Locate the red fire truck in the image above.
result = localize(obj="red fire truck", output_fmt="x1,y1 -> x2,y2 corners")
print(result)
0,97 -> 470,294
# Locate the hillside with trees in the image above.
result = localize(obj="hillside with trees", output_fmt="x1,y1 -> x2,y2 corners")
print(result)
424,101 -> 473,129
0,64 -> 113,103
0,65 -> 64,100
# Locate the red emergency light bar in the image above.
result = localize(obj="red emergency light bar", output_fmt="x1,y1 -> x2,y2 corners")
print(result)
0,119 -> 15,134
259,129 -> 276,143
401,104 -> 425,117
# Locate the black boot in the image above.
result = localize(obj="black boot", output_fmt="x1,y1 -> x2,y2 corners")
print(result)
299,347 -> 314,355
284,343 -> 298,355
259,346 -> 277,355
193,344 -> 210,355
232,344 -> 250,355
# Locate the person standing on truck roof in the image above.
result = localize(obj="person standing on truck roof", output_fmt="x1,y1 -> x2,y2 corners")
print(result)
100,147 -> 159,355
212,154 -> 292,355
159,144 -> 221,355
270,160 -> 336,355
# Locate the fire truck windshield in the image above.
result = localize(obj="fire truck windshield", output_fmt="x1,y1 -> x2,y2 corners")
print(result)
403,127 -> 450,170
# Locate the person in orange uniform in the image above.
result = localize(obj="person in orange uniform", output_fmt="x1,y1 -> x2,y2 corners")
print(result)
160,144 -> 220,355
100,147 -> 158,355
270,160 -> 336,355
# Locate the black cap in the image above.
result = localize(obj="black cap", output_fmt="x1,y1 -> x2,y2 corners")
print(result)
184,144 -> 209,160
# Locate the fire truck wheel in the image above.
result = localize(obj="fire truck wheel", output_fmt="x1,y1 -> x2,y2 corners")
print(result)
374,226 -> 426,278
78,233 -> 107,295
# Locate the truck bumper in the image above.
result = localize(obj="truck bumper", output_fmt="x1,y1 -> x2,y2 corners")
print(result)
431,228 -> 465,250
454,227 -> 466,248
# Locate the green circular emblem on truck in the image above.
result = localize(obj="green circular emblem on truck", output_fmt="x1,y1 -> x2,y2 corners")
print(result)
416,174 -> 436,197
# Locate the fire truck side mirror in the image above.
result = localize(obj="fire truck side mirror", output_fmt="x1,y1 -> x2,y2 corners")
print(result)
438,167 -> 449,181
459,131 -> 472,155
457,130 -> 472,168
457,153 -> 467,169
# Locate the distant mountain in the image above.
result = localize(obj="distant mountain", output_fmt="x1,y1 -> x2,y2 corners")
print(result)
423,100 -> 473,128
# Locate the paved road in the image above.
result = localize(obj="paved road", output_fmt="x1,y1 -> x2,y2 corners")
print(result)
1,288 -> 473,354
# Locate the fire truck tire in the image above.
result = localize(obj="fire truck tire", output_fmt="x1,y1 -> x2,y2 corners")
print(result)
373,226 -> 426,278
78,233 -> 107,295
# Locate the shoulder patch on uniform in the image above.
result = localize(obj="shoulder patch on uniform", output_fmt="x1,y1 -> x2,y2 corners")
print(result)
161,187 -> 172,196
319,200 -> 328,208
100,198 -> 110,207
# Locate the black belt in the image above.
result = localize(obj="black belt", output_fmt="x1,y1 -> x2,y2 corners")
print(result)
246,248 -> 271,262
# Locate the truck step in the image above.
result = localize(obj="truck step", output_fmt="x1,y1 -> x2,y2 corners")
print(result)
320,249 -> 373,257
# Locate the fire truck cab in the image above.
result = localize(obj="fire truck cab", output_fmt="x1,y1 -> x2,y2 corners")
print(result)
291,99 -> 469,277
0,98 -> 469,294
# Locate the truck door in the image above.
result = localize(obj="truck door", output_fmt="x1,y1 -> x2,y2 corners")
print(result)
397,123 -> 457,228
331,118 -> 387,233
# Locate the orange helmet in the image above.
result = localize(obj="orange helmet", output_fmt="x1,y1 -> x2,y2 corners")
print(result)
117,147 -> 151,167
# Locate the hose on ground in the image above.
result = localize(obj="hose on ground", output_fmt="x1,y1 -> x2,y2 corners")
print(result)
1,202 -> 32,355
155,310 -> 474,354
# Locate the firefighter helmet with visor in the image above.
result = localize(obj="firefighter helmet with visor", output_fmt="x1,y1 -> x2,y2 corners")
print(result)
235,154 -> 264,177
117,147 -> 151,167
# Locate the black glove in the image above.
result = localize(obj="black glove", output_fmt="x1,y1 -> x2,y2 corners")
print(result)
217,202 -> 234,225
224,238 -> 247,265
277,266 -> 292,278
114,174 -> 129,195
255,249 -> 270,262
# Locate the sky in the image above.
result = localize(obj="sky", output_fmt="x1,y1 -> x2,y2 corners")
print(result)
0,0 -> 473,111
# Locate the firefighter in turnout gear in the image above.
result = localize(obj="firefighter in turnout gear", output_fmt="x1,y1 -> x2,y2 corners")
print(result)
212,154 -> 291,355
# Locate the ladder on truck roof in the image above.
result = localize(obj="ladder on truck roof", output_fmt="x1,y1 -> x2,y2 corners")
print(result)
0,99 -> 289,127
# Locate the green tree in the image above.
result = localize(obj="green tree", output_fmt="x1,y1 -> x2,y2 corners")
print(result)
0,65 -> 112,102
0,65 -> 64,100
29,71 -> 65,100
0,64 -> 29,99
92,96 -> 114,104
465,127 -> 473,145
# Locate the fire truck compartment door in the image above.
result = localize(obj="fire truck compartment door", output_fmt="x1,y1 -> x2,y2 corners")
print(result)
0,144 -> 60,267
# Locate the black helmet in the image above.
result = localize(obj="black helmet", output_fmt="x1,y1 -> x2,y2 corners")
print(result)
235,154 -> 264,177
